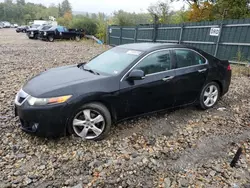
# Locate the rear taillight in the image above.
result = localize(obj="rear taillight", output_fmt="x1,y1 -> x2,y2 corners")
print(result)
227,65 -> 231,71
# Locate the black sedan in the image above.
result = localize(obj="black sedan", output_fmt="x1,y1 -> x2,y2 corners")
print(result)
14,43 -> 231,140
26,25 -> 52,39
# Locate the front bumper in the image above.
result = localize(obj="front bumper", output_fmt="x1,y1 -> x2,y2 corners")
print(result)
14,95 -> 70,137
38,35 -> 47,40
27,32 -> 35,38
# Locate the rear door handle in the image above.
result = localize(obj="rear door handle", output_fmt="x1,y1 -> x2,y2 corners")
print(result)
162,76 -> 174,81
198,68 -> 207,73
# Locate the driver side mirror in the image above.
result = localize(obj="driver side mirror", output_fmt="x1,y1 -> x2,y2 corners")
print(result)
127,69 -> 145,81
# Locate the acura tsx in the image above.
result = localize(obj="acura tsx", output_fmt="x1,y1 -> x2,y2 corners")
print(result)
14,43 -> 231,140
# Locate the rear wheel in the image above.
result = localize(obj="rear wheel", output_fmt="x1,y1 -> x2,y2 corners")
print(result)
199,82 -> 220,109
68,103 -> 111,141
48,35 -> 54,42
75,35 -> 81,42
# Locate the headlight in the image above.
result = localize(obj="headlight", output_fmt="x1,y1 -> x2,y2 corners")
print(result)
44,32 -> 47,36
27,95 -> 72,106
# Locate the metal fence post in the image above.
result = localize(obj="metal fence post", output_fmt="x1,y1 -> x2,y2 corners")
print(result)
179,24 -> 184,44
214,22 -> 223,57
106,26 -> 110,45
134,26 -> 138,43
153,24 -> 158,42
120,27 -> 122,45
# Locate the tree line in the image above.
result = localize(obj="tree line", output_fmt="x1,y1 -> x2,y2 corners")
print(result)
0,0 -> 249,42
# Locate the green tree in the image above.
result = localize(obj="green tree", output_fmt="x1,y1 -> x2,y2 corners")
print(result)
170,6 -> 189,24
61,0 -> 72,15
148,0 -> 171,24
70,16 -> 97,35
113,10 -> 151,26
214,0 -> 250,19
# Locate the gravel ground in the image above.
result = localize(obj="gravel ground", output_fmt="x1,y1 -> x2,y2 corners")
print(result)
0,29 -> 250,188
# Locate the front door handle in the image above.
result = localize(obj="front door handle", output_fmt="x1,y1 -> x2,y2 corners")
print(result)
198,68 -> 207,73
162,76 -> 174,81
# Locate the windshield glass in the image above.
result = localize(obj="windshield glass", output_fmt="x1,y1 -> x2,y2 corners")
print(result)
84,47 -> 142,75
49,26 -> 57,30
31,24 -> 40,28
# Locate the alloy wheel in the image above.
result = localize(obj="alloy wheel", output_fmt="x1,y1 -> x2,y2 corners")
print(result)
72,109 -> 105,140
203,85 -> 219,107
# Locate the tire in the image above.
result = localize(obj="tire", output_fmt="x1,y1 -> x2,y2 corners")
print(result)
48,35 -> 54,42
75,35 -> 81,42
34,34 -> 38,39
199,82 -> 220,110
67,103 -> 111,141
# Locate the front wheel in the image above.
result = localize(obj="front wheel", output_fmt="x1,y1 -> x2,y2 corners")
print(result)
199,82 -> 220,110
48,35 -> 54,42
68,103 -> 111,141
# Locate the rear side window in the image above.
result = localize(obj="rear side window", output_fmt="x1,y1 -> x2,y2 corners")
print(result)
135,50 -> 171,75
174,49 -> 206,68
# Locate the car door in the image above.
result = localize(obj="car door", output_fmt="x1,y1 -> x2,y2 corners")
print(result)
172,48 -> 209,106
56,26 -> 65,39
118,49 -> 176,119
61,27 -> 71,39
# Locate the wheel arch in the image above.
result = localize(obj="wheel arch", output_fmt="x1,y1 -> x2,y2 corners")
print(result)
211,80 -> 223,96
89,100 -> 117,123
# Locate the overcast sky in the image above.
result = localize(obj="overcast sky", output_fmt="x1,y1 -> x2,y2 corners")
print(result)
3,0 -> 187,14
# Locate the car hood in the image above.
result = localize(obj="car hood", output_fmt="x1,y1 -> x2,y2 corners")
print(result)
22,65 -> 107,97
27,28 -> 38,32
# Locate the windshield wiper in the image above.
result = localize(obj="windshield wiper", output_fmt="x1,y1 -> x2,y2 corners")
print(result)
82,68 -> 100,75
77,63 -> 100,75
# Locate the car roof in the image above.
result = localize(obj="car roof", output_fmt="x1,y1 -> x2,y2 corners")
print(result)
117,42 -> 189,52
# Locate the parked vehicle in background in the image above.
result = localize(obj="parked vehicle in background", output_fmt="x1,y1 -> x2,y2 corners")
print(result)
14,43 -> 232,140
16,26 -> 29,33
2,21 -> 11,28
13,24 -> 18,28
39,26 -> 84,42
27,25 -> 52,39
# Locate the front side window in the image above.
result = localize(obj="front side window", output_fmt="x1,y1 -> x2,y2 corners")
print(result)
174,49 -> 206,68
84,47 -> 142,75
134,50 -> 171,75
57,26 -> 64,32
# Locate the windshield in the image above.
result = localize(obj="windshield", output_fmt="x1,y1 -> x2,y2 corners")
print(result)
84,47 -> 142,75
31,24 -> 40,28
49,26 -> 57,30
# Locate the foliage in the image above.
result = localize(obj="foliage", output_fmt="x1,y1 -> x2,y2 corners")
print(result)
70,16 -> 97,35
214,0 -> 250,19
187,2 -> 215,22
113,10 -> 151,26
148,0 -> 171,24
171,0 -> 216,6
170,6 -> 189,24
95,13 -> 108,43
0,1 -> 58,24
59,0 -> 71,16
